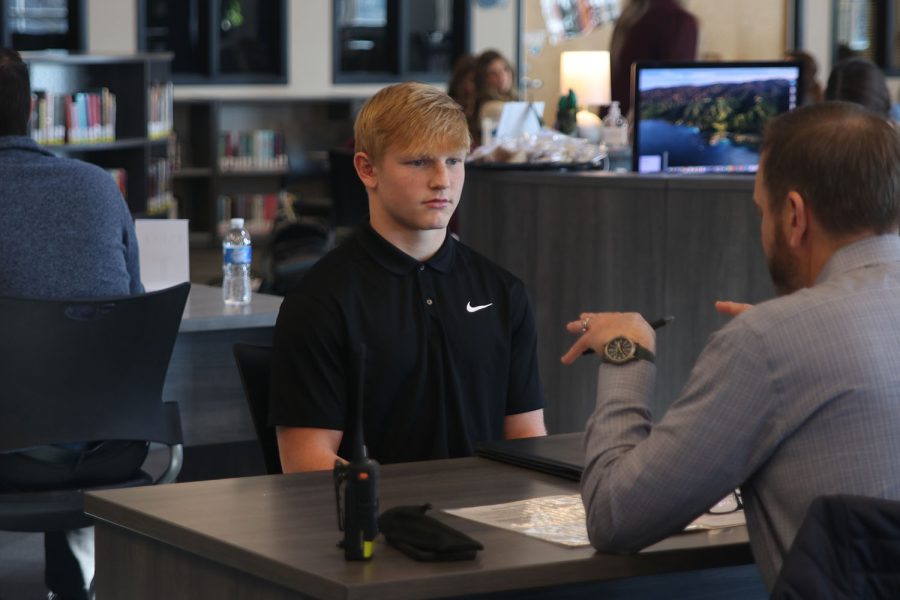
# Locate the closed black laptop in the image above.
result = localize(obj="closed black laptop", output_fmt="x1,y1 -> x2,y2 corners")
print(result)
474,432 -> 584,481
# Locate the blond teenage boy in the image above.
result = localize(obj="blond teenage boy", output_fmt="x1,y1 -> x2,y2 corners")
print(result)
270,82 -> 546,472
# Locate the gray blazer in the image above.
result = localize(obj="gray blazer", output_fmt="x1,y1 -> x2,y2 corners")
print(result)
581,234 -> 900,589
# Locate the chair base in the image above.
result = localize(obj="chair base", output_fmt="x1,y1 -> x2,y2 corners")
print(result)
0,471 -> 153,532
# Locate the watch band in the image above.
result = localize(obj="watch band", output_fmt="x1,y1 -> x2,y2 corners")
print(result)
632,344 -> 655,363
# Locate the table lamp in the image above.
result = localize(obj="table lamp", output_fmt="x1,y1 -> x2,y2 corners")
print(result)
559,51 -> 611,143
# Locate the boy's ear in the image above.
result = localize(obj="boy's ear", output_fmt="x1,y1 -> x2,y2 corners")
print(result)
354,152 -> 378,190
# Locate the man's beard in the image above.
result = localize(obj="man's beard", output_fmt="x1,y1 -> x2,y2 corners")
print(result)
767,225 -> 802,296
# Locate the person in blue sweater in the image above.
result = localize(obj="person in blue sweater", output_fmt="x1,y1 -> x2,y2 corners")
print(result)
0,47 -> 145,600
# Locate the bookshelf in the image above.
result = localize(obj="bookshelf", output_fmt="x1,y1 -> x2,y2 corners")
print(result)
171,98 -> 363,245
21,52 -> 174,217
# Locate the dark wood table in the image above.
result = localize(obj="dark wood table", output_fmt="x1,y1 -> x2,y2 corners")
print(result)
86,457 -> 758,599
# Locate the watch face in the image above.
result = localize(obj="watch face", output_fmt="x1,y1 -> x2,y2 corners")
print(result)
604,337 -> 635,363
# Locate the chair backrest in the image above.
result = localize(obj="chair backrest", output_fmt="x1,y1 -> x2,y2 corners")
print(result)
0,282 -> 190,451
265,218 -> 334,296
772,494 -> 900,598
328,147 -> 369,229
233,344 -> 282,474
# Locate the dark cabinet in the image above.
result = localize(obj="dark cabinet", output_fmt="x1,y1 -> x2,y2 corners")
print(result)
0,0 -> 85,51
333,0 -> 470,83
138,0 -> 286,84
832,0 -> 900,74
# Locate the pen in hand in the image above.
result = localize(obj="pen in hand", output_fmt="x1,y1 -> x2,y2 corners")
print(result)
581,315 -> 674,355
648,316 -> 675,330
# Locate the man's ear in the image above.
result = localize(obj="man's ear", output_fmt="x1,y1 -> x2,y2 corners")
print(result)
354,152 -> 377,190
784,190 -> 808,249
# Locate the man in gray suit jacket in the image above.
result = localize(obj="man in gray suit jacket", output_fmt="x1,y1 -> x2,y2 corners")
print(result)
561,101 -> 900,590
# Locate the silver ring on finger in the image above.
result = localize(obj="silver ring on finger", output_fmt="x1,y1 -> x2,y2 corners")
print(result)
580,316 -> 592,334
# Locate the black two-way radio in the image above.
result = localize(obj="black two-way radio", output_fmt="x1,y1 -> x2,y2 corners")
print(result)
333,343 -> 380,560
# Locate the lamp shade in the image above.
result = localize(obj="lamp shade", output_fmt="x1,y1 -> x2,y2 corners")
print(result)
560,51 -> 611,106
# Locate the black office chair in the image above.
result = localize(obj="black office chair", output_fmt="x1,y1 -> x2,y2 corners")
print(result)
771,494 -> 900,598
233,344 -> 282,474
263,218 -> 334,296
327,147 -> 369,230
0,282 -> 190,533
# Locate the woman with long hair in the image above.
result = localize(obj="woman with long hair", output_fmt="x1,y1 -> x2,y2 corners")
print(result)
472,49 -> 518,146
447,54 -> 479,146
825,57 -> 891,118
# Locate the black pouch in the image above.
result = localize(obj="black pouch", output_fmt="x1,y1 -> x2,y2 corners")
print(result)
378,503 -> 483,561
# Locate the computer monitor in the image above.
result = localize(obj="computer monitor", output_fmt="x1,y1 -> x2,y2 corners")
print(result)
631,61 -> 802,174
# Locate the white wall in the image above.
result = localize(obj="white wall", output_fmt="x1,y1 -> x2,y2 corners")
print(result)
88,0 -> 516,100
686,0 -> 786,61
801,2 -> 832,85
472,0 -> 517,56
86,0 -> 135,53
84,0 -> 899,102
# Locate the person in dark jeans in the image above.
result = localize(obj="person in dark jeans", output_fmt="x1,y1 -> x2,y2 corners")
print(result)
0,47 -> 147,600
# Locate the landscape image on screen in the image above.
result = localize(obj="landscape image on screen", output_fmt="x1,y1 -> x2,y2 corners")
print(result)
636,66 -> 799,173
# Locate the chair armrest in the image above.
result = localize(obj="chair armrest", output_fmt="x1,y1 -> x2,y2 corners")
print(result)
155,443 -> 183,484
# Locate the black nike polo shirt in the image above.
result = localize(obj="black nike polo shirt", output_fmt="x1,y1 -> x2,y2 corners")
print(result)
269,224 -> 544,465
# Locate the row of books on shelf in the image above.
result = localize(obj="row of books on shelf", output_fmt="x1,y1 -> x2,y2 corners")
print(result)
218,130 -> 288,173
148,81 -> 174,140
30,88 -> 116,145
106,168 -> 127,199
217,192 -> 288,236
147,158 -> 174,216
103,161 -> 176,217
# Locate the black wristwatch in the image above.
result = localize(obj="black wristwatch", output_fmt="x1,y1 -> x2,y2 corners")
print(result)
602,336 -> 655,365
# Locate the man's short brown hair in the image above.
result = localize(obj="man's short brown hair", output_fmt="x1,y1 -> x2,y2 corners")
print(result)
0,47 -> 31,137
354,81 -> 470,163
761,101 -> 900,235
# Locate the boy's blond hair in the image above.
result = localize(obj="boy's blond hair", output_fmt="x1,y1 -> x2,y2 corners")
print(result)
354,81 -> 470,163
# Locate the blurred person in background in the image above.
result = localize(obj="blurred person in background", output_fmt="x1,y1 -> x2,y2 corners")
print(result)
785,49 -> 823,106
610,0 -> 698,116
474,49 -> 518,146
447,53 -> 479,148
825,57 -> 891,119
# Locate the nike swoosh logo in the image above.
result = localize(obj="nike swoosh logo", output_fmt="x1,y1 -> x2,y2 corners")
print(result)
466,302 -> 493,313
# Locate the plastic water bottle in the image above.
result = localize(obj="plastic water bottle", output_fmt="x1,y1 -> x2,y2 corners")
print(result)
222,217 -> 252,306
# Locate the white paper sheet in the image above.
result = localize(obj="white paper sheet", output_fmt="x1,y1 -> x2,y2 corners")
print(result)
495,101 -> 546,139
444,493 -> 746,547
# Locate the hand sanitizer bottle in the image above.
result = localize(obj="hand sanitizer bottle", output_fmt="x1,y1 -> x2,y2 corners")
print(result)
602,101 -> 629,149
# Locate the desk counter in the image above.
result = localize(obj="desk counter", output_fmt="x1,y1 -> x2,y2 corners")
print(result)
180,283 -> 284,333
457,170 -> 773,431
87,457 -> 759,600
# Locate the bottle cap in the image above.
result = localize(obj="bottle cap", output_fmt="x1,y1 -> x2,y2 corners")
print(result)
230,217 -> 245,229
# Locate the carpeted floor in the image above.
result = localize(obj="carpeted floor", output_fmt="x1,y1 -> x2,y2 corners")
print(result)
0,530 -> 46,599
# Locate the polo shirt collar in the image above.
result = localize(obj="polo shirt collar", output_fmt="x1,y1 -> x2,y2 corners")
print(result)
358,224 -> 456,275
816,234 -> 900,284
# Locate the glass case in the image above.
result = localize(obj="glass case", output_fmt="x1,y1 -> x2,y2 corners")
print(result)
0,0 -> 85,51
834,0 -> 876,62
333,0 -> 469,83
139,0 -> 286,84
831,0 -> 900,73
